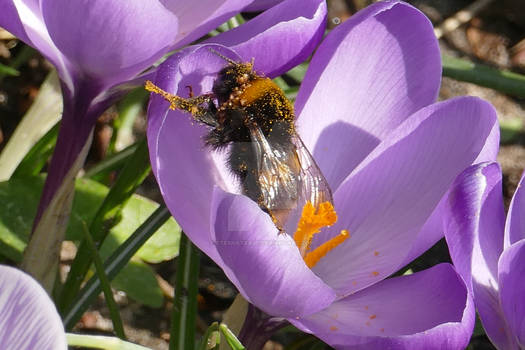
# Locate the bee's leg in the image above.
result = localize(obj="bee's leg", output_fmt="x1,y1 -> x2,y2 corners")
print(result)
145,80 -> 218,127
186,85 -> 194,98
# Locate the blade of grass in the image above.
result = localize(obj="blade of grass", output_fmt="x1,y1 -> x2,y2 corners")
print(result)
0,45 -> 35,82
79,221 -> 126,339
219,323 -> 246,350
59,138 -> 151,313
0,63 -> 19,76
226,14 -> 243,30
84,142 -> 139,180
66,333 -> 151,350
63,205 -> 172,329
0,70 -> 62,181
12,122 -> 59,178
273,76 -> 290,91
284,87 -> 299,101
170,233 -> 200,350
442,55 -> 525,98
284,63 -> 308,83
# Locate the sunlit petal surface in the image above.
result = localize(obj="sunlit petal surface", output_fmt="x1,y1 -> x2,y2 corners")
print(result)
0,266 -> 66,350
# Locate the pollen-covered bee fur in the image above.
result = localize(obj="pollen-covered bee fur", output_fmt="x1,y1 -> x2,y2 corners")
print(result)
146,49 -> 332,231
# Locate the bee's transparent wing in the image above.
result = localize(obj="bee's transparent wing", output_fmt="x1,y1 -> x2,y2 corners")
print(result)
248,125 -> 301,229
248,125 -> 332,231
291,133 -> 333,209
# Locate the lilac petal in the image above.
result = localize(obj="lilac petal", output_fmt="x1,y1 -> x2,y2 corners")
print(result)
443,163 -> 517,349
291,264 -> 473,350
211,189 -> 336,318
499,239 -> 525,348
0,266 -> 66,350
243,0 -> 284,12
169,0 -> 254,48
295,1 -> 441,191
148,45 -> 245,264
397,196 -> 447,267
309,97 -> 497,294
401,117 -> 499,266
0,1 -> 73,89
444,163 -> 504,291
505,170 -> 525,247
475,282 -> 518,350
208,0 -> 326,77
41,0 -> 178,88
0,1 -> 31,43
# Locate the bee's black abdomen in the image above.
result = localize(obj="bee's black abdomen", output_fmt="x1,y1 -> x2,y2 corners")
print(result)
205,62 -> 298,208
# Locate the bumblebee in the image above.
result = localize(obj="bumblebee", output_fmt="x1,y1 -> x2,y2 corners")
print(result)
146,51 -> 332,231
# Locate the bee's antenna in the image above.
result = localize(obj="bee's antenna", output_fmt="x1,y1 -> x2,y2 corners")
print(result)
208,48 -> 238,65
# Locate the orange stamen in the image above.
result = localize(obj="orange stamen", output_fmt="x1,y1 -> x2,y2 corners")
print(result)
303,229 -> 350,268
293,201 -> 337,256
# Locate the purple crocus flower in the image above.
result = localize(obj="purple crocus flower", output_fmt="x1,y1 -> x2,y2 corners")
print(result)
0,265 -> 66,350
243,0 -> 285,12
445,162 -> 525,349
0,0 -> 259,225
147,1 -> 499,348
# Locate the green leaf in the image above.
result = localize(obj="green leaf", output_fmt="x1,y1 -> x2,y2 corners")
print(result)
70,177 -> 180,263
0,176 -> 179,305
0,178 -> 40,262
112,260 -> 163,308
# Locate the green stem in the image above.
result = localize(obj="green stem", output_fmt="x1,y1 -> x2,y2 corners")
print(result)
170,233 -> 200,350
66,333 -> 151,350
220,324 -> 246,350
442,55 -> 525,98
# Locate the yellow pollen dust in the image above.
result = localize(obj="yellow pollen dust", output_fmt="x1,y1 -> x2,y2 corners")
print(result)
292,201 -> 350,268
145,81 -> 179,109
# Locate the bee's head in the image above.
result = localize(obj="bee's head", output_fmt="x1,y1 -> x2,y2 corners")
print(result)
213,61 -> 256,102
